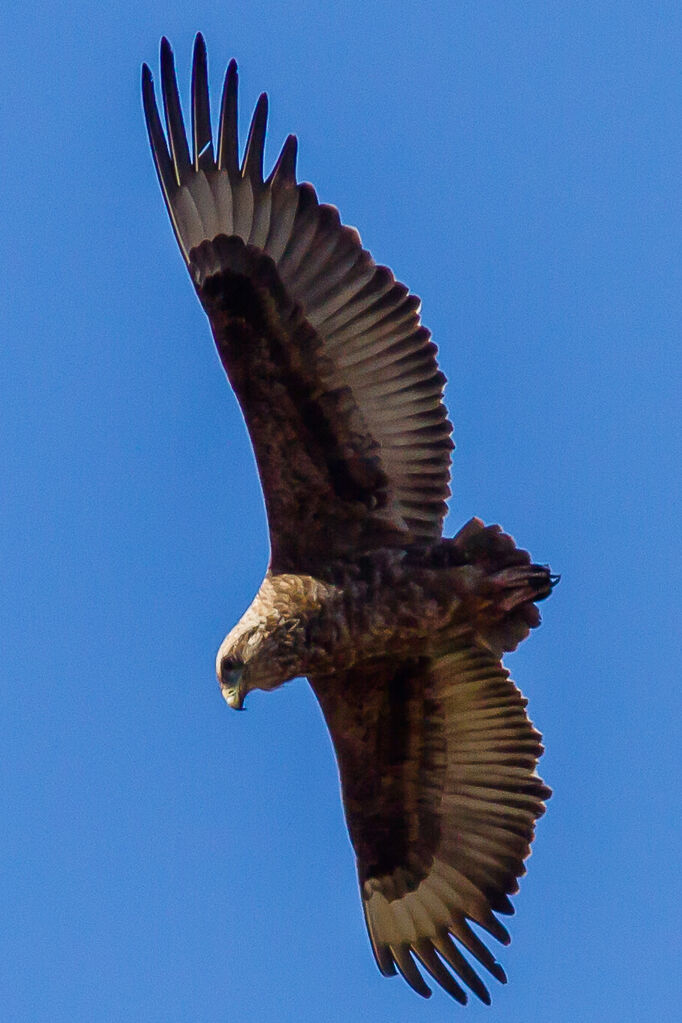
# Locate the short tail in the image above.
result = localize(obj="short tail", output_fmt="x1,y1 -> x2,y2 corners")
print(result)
448,517 -> 556,655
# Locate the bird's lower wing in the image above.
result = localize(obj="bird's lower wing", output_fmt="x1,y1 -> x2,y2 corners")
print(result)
310,643 -> 550,1004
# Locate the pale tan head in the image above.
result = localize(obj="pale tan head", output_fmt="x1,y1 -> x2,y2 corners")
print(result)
215,576 -> 326,710
214,576 -> 337,712
215,616 -> 279,710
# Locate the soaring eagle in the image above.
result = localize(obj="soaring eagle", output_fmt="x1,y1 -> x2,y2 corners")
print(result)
142,36 -> 554,1005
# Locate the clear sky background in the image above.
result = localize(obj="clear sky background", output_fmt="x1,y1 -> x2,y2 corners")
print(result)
2,2 -> 680,1021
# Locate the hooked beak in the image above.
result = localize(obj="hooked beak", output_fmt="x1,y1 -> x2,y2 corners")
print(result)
220,667 -> 246,711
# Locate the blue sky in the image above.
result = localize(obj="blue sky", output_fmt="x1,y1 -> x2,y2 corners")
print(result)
2,2 -> 681,1020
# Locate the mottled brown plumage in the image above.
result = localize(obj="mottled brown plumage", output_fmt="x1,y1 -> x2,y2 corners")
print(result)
142,35 -> 554,1005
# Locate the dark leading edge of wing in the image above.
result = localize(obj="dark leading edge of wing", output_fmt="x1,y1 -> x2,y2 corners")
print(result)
142,37 -> 454,570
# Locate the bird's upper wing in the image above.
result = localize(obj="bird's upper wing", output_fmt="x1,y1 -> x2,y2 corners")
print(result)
142,36 -> 453,573
310,642 -> 550,1004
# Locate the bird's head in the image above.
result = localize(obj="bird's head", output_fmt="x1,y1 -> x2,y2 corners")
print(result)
217,653 -> 247,710
215,573 -> 335,710
215,615 -> 305,711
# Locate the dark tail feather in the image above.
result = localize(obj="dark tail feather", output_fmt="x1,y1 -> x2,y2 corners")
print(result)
449,518 -> 556,655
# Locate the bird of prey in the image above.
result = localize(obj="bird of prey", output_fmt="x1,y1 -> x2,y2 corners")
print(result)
142,35 -> 554,1006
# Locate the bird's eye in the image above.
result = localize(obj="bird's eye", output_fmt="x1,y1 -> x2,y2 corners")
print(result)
220,656 -> 242,680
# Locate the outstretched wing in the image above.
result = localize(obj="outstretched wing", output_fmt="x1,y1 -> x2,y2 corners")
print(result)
311,643 -> 550,1004
142,36 -> 453,573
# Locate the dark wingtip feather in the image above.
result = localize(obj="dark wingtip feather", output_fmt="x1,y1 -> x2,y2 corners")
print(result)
414,942 -> 468,1004
475,982 -> 492,1006
191,32 -> 214,169
392,946 -> 432,998
142,57 -> 177,205
483,953 -> 507,985
242,92 -> 269,182
218,57 -> 239,176
141,63 -> 158,142
433,931 -> 493,1004
267,133 -> 298,186
160,35 -> 191,182
493,893 -> 516,916
484,914 -> 510,946
297,180 -> 319,210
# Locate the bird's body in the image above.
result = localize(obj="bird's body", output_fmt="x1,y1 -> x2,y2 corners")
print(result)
219,524 -> 550,696
142,36 -> 554,1005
